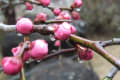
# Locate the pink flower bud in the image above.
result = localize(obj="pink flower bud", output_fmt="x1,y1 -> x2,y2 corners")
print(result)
54,22 -> 71,40
54,40 -> 61,47
11,46 -> 30,62
74,0 -> 83,8
78,47 -> 93,60
72,11 -> 80,20
56,11 -> 71,20
16,18 -> 33,34
39,0 -> 50,6
1,57 -> 23,75
25,2 -> 33,10
53,8 -> 61,16
62,22 -> 76,34
36,13 -> 47,22
30,40 -> 48,60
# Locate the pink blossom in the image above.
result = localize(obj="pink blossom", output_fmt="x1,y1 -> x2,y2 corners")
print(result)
78,47 -> 93,60
53,8 -> 61,16
56,11 -> 71,20
39,0 -> 50,6
16,18 -> 33,34
25,2 -> 33,10
30,40 -> 48,60
36,13 -> 47,22
72,11 -> 80,20
74,0 -> 83,8
54,22 -> 72,40
1,57 -> 23,75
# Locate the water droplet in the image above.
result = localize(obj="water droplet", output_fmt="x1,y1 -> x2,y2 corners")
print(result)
49,34 -> 55,41
37,60 -> 41,63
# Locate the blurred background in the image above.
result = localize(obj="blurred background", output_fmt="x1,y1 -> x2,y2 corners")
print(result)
0,0 -> 120,80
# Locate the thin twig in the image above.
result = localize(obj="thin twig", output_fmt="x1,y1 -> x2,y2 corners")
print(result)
103,57 -> 120,80
44,20 -> 72,24
34,19 -> 72,24
101,38 -> 120,47
18,41 -> 30,57
0,23 -> 16,31
27,0 -> 72,11
42,48 -> 76,61
20,65 -> 26,80
0,19 -> 71,31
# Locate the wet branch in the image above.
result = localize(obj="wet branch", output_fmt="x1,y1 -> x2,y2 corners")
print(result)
27,0 -> 72,11
70,35 -> 120,69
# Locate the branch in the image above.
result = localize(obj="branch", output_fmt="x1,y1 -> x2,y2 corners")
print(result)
103,67 -> 118,80
27,0 -> 72,11
0,19 -> 71,32
18,41 -> 30,57
0,23 -> 16,31
103,58 -> 120,80
34,20 -> 72,24
101,38 -> 120,47
69,34 -> 120,69
42,48 -> 76,61
20,65 -> 26,80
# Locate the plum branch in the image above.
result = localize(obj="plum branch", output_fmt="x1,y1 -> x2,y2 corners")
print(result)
103,67 -> 118,80
69,35 -> 120,69
1,23 -> 120,69
42,48 -> 76,61
101,38 -> 120,47
26,0 -> 72,11
34,20 -> 72,24
103,57 -> 120,80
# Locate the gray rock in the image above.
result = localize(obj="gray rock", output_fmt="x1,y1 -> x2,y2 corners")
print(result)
8,58 -> 99,80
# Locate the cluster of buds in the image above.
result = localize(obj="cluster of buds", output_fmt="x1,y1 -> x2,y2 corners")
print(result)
1,0 -> 94,77
25,0 -> 82,20
2,39 -> 48,75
